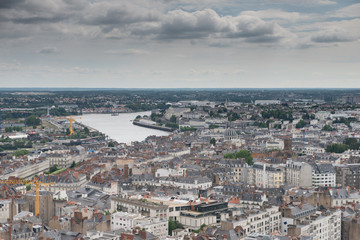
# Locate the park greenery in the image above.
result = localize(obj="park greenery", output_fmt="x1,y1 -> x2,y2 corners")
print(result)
180,126 -> 197,132
165,123 -> 179,129
170,115 -> 177,123
261,109 -> 293,121
193,224 -> 207,233
296,119 -> 306,129
168,218 -> 183,236
343,138 -> 360,150
254,121 -> 268,128
326,143 -> 348,153
227,111 -> 240,121
333,117 -> 357,127
326,138 -> 360,153
26,115 -> 41,127
224,150 -> 254,165
322,125 -> 335,131
44,165 -> 61,175
5,126 -> 23,132
0,140 -> 32,152
13,149 -> 30,157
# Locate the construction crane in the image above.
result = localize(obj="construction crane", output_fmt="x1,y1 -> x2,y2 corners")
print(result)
0,178 -> 54,216
56,116 -> 76,136
33,180 -> 55,216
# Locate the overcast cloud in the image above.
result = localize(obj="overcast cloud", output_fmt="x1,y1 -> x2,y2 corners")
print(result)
0,0 -> 359,88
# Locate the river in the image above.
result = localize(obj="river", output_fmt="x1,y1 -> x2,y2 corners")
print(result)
74,111 -> 170,144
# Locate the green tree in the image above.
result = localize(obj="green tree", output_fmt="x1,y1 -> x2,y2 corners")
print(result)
321,125 -> 336,132
170,115 -> 177,123
210,138 -> 216,146
296,120 -> 306,129
165,123 -> 179,129
254,121 -> 268,128
209,124 -> 219,129
13,149 -> 30,157
26,184 -> 31,191
70,161 -> 76,168
168,218 -> 183,236
326,143 -> 348,153
5,127 -> 13,133
84,127 -> 90,135
180,126 -> 196,132
26,115 -> 41,127
49,165 -> 59,173
235,150 -> 254,165
108,142 -> 115,147
224,153 -> 235,159
322,125 -> 335,131
344,138 -> 360,150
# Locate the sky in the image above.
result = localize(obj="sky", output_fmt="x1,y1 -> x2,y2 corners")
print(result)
0,0 -> 359,88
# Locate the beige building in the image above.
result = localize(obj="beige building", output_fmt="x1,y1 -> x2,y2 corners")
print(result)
285,160 -> 312,187
248,163 -> 285,188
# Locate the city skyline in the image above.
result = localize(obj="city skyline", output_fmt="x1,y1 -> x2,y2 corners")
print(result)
0,0 -> 359,88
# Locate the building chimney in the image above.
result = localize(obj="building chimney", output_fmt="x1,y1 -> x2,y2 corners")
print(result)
124,165 -> 129,179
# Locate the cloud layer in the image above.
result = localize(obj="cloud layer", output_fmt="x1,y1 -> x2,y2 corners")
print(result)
0,0 -> 359,88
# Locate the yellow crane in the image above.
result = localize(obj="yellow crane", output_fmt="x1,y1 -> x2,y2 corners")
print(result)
56,116 -> 76,136
0,179 -> 54,216
33,180 -> 55,216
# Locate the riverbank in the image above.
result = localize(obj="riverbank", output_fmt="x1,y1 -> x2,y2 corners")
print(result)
132,120 -> 175,132
74,112 -> 170,143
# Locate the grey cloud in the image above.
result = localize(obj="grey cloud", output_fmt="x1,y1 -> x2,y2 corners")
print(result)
157,9 -> 229,39
104,49 -> 149,55
0,0 -> 75,24
311,30 -> 357,43
269,0 -> 336,6
13,16 -> 66,24
39,47 -> 60,54
227,16 -> 276,38
0,0 -> 24,9
80,2 -> 160,29
0,0 -> 289,44
132,9 -> 287,43
245,35 -> 283,43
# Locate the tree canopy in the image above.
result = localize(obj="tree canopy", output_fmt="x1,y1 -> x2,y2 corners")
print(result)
224,150 -> 254,165
296,120 -> 306,129
326,143 -> 348,153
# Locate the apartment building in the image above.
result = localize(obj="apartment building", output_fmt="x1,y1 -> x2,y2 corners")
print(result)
110,197 -> 168,220
287,210 -> 341,240
0,200 -> 11,223
285,160 -> 312,187
248,163 -> 285,188
221,205 -> 282,236
47,154 -> 74,168
336,165 -> 360,188
312,164 -> 336,187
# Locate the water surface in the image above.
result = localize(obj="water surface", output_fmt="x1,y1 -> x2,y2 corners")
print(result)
75,111 -> 169,144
